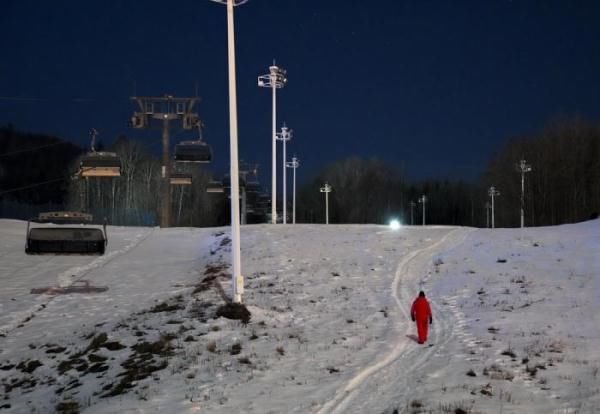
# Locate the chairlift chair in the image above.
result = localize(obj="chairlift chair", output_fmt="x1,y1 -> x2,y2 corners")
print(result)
245,181 -> 261,193
206,180 -> 224,193
170,173 -> 192,185
79,128 -> 121,177
80,152 -> 121,177
25,211 -> 107,255
256,193 -> 270,209
174,121 -> 213,163
222,175 -> 246,189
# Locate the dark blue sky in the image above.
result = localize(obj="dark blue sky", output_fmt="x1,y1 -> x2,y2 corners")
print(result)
1,1 -> 599,185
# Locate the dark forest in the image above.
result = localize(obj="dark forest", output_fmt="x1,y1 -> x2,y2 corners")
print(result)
1,118 -> 598,227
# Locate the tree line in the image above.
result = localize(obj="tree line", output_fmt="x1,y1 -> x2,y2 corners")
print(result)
0,127 -> 227,226
1,118 -> 598,227
297,118 -> 599,227
481,118 -> 600,227
0,125 -> 81,219
66,135 -> 228,227
296,157 -> 477,226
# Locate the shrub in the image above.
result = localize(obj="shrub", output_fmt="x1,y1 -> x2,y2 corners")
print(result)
501,345 -> 517,358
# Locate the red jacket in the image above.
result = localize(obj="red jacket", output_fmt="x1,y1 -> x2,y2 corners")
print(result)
411,296 -> 432,322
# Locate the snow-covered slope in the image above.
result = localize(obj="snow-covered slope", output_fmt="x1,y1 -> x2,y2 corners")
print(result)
0,219 -> 598,413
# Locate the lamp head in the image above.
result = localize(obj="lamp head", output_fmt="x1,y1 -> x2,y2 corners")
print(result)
209,0 -> 249,5
389,219 -> 401,230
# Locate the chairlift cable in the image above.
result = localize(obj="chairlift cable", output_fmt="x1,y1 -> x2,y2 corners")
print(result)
0,141 -> 74,157
0,176 -> 71,196
0,167 -> 95,196
0,96 -> 95,103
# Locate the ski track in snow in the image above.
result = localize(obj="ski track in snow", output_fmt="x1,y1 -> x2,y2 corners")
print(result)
317,227 -> 473,413
0,228 -> 154,337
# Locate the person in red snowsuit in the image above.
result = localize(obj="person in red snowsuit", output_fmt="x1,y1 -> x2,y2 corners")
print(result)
411,291 -> 433,344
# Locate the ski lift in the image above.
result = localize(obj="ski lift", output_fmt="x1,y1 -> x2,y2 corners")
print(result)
170,163 -> 192,185
170,173 -> 192,185
256,193 -> 270,211
222,174 -> 246,190
25,211 -> 107,255
206,180 -> 224,193
174,122 -> 212,163
245,181 -> 261,193
79,129 -> 121,177
80,153 -> 121,177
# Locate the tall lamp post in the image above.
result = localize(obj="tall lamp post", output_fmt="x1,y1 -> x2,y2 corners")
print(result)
320,182 -> 332,224
418,195 -> 427,225
258,63 -> 287,224
488,186 -> 500,229
517,159 -> 532,228
286,156 -> 300,224
276,124 -> 292,224
211,0 -> 247,304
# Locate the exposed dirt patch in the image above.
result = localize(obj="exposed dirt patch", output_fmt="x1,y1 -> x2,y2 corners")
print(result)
102,334 -> 174,397
149,301 -> 184,313
216,302 -> 251,324
16,359 -> 42,374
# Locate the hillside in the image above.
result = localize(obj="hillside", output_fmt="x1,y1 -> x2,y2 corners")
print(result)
0,220 -> 598,413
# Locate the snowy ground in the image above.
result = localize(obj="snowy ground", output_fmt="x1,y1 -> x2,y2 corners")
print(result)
0,219 -> 598,413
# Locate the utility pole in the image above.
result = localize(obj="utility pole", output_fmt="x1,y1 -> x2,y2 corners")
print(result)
286,156 -> 300,224
418,195 -> 427,225
320,182 -> 332,224
210,0 -> 247,303
258,63 -> 287,224
517,159 -> 532,228
488,186 -> 500,229
276,124 -> 292,224
131,95 -> 200,228
410,201 -> 416,225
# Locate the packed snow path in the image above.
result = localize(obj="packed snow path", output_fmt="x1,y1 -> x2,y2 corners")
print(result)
317,227 -> 473,413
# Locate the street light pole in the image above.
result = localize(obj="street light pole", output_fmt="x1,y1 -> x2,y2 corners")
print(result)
488,186 -> 500,229
320,182 -> 332,224
286,156 -> 300,224
258,63 -> 287,224
276,124 -> 292,224
517,159 -> 532,228
211,0 -> 247,303
418,195 -> 427,225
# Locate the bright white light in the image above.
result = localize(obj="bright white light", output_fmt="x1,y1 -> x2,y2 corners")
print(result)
389,219 -> 401,230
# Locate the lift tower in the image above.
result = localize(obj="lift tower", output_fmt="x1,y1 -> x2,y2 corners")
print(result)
131,95 -> 200,228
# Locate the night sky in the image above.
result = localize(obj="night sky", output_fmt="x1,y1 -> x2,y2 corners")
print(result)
1,1 -> 599,185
